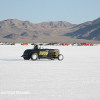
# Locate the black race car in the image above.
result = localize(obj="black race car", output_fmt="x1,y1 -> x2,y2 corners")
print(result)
21,46 -> 64,61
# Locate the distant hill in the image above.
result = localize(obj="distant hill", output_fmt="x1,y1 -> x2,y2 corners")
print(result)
64,17 -> 100,41
0,18 -> 100,43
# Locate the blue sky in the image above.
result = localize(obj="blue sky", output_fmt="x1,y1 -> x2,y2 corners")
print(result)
0,0 -> 100,24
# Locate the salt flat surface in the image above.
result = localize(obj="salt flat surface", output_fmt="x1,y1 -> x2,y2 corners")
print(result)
0,45 -> 100,100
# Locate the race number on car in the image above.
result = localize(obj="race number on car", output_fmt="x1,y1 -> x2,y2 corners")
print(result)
39,51 -> 48,55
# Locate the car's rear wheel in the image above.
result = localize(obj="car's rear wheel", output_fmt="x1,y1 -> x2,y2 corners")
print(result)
31,53 -> 38,61
58,54 -> 64,61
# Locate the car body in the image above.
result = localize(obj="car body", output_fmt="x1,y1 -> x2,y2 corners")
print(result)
21,48 -> 64,61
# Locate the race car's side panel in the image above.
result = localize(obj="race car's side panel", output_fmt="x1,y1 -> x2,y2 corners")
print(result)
21,48 -> 60,60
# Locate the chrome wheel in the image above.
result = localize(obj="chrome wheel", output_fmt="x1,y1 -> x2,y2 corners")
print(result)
31,53 -> 38,61
58,54 -> 64,61
32,54 -> 37,59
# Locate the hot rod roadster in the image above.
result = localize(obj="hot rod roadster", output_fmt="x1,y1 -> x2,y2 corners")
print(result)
21,45 -> 64,61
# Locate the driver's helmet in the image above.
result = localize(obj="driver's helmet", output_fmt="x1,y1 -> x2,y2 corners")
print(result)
34,44 -> 41,49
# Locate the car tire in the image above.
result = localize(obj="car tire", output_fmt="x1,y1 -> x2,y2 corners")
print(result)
58,54 -> 64,61
31,53 -> 38,61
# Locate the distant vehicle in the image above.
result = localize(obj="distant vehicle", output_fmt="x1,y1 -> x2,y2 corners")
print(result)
0,42 -> 4,45
72,43 -> 79,46
81,43 -> 90,46
21,45 -> 64,61
10,42 -> 15,45
21,43 -> 28,45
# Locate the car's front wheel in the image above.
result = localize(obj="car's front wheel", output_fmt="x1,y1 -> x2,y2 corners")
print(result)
31,53 -> 38,61
58,54 -> 64,61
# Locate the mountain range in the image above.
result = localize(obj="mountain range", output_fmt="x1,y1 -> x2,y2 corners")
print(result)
0,17 -> 100,43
